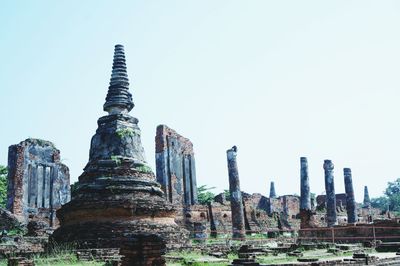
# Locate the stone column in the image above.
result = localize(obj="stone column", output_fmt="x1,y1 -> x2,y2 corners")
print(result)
363,186 -> 371,207
344,168 -> 357,224
300,157 -> 311,211
299,157 -> 315,229
227,146 -> 246,240
208,202 -> 217,238
269,181 -> 277,198
190,156 -> 198,204
323,160 -> 337,227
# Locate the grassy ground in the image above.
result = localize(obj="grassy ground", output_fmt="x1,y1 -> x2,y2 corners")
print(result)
0,253 -> 104,266
0,259 -> 103,266
166,248 -> 372,266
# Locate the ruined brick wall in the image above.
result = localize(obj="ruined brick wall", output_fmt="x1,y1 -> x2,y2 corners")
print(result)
268,195 -> 300,218
155,125 -> 198,206
200,193 -> 301,236
242,193 -> 280,232
7,139 -> 70,227
299,218 -> 400,243
317,193 -> 347,209
314,193 -> 387,226
207,203 -> 232,234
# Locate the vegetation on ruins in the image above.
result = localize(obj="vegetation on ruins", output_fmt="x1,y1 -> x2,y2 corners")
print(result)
371,178 -> 400,214
197,185 -> 216,205
110,155 -> 122,166
70,181 -> 79,197
310,192 -> 316,201
224,189 -> 230,201
0,244 -> 104,266
0,165 -> 7,208
115,128 -> 136,138
135,164 -> 153,173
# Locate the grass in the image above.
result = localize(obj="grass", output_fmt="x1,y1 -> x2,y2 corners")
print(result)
256,249 -> 364,264
0,257 -> 103,266
0,242 -> 106,266
115,128 -> 136,138
166,248 -> 375,266
166,251 -> 230,266
167,262 -> 226,266
135,164 -> 153,173
110,155 -> 122,166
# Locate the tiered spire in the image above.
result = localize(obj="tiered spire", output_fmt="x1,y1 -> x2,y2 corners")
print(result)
269,181 -> 277,198
103,44 -> 134,114
363,186 -> 371,207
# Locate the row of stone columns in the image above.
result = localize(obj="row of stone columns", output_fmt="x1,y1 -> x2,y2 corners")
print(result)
300,157 -> 367,227
226,147 -> 370,238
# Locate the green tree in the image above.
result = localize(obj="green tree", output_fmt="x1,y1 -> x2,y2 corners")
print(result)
385,178 -> 400,212
197,185 -> 216,205
371,196 -> 389,211
370,178 -> 400,214
0,165 -> 7,208
224,189 -> 230,201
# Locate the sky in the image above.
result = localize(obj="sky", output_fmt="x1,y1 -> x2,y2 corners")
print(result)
1,1 -> 400,202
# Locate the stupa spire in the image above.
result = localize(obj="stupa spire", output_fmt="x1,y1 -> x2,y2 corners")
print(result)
103,44 -> 134,114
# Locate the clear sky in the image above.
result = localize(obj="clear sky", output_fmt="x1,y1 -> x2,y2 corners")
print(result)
1,1 -> 400,202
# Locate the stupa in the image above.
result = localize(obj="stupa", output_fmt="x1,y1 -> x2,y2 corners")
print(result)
53,45 -> 188,264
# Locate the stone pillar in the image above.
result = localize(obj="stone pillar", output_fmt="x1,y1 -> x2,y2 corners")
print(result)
323,160 -> 337,227
208,202 -> 217,238
189,155 -> 198,204
344,168 -> 357,224
269,181 -> 276,198
300,157 -> 311,211
363,186 -> 371,207
227,146 -> 245,240
299,157 -> 316,229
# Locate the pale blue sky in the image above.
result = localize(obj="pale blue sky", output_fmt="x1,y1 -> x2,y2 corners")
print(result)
1,1 -> 400,201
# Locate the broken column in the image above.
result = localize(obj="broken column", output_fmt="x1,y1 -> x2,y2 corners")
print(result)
363,186 -> 371,207
227,146 -> 246,240
269,181 -> 277,198
344,168 -> 357,224
7,139 -> 70,228
323,160 -> 337,227
299,157 -> 316,228
300,157 -> 311,211
52,45 -> 188,262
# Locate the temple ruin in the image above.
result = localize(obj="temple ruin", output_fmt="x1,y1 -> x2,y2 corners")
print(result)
155,125 -> 198,207
2,44 -> 400,266
52,45 -> 188,265
7,138 -> 70,228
